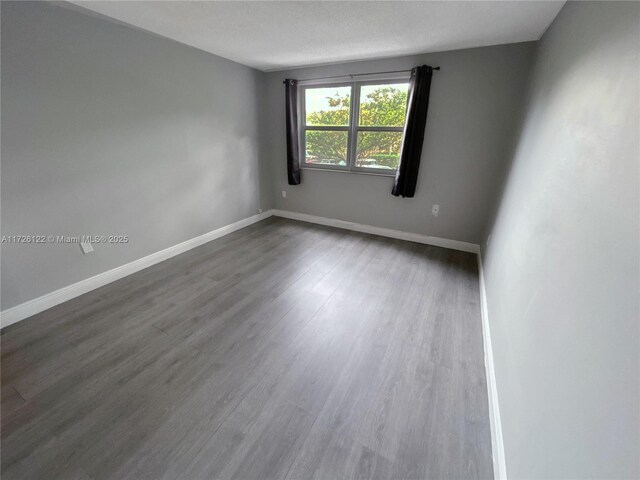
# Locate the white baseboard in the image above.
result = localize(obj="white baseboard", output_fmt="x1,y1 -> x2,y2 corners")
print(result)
0,210 -> 274,329
272,209 -> 480,254
477,252 -> 507,479
1,207 -> 481,324
1,206 -> 503,477
273,208 -> 503,476
1,208 -> 479,329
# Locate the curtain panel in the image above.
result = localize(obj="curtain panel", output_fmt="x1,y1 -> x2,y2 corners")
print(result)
284,79 -> 301,185
392,65 -> 434,198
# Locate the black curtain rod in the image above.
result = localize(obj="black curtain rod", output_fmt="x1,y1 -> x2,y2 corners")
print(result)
284,66 -> 440,83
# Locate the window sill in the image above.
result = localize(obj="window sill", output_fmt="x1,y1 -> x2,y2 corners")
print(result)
301,167 -> 395,178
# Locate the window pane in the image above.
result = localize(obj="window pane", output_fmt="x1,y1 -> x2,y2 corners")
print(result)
305,86 -> 351,126
305,130 -> 349,166
356,131 -> 402,170
358,83 -> 409,127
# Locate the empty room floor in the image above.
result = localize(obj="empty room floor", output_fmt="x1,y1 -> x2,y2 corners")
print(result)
1,218 -> 493,479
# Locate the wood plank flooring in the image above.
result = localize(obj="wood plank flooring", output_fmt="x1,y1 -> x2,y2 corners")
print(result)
1,218 -> 493,479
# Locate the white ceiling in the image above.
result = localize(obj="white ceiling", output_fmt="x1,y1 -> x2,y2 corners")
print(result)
68,1 -> 565,72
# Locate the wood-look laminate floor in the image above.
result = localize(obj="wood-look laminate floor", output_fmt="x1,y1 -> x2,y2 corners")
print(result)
1,218 -> 493,480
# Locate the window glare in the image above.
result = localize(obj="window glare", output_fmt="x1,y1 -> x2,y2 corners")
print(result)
300,78 -> 409,174
358,83 -> 409,127
305,86 -> 351,126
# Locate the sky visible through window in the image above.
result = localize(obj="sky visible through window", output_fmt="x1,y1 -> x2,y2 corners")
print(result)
305,86 -> 351,126
304,82 -> 409,170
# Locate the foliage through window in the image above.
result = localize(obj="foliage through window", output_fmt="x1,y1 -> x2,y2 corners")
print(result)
300,77 -> 409,174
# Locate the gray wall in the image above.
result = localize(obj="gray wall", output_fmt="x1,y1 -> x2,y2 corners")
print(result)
482,2 -> 640,478
1,1 -> 269,310
3,1 -> 639,476
264,43 -> 536,244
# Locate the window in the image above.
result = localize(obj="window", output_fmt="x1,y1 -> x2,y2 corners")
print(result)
300,75 -> 410,175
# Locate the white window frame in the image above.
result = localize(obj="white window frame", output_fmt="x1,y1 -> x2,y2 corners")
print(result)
298,72 -> 410,177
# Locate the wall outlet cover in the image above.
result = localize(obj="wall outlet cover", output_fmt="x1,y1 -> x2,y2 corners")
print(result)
80,242 -> 94,254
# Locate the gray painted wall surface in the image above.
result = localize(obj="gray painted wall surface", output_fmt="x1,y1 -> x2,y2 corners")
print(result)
264,43 -> 536,244
2,1 -> 639,477
1,1 -> 268,309
482,2 -> 640,478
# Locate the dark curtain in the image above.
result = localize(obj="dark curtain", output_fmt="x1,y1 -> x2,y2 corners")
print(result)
392,65 -> 434,198
284,79 -> 301,185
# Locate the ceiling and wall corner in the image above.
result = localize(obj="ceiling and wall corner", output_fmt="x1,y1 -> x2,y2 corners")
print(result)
0,1 -> 267,311
0,0 -> 557,312
481,1 -> 640,477
65,0 -> 565,71
262,42 -> 537,245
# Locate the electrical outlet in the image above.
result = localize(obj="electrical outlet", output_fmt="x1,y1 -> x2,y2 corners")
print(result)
282,190 -> 287,198
80,242 -> 94,254
431,204 -> 440,217
258,208 -> 263,214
